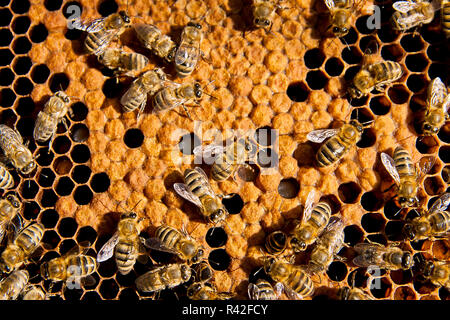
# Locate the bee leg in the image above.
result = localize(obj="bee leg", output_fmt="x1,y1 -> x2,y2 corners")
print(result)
136,99 -> 147,122
381,183 -> 396,193
181,105 -> 192,120
199,50 -> 211,64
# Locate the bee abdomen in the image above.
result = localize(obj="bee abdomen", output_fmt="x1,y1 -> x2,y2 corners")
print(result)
16,223 -> 44,254
265,231 -> 287,255
370,61 -> 402,83
155,226 -> 180,249
184,169 -> 206,198
309,202 -> 332,228
254,280 -> 277,300
287,268 -> 314,298
84,32 -> 111,55
393,147 -> 415,177
129,53 -> 148,71
443,1 -> 450,38
211,153 -> 234,181
316,136 -> 347,167
67,255 -> 97,277
0,164 -> 14,189
115,240 -> 137,275
0,270 -> 29,300
33,112 -> 57,142
429,211 -> 450,234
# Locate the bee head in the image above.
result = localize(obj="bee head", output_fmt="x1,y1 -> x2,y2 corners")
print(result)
289,237 -> 307,252
180,264 -> 192,281
263,256 -> 276,273
187,282 -> 202,298
19,157 -> 36,175
422,123 -> 439,135
187,22 -> 202,29
401,252 -> 412,269
55,91 -> 70,103
350,120 -> 363,132
6,194 -> 20,208
348,86 -> 363,99
398,196 -> 416,208
254,18 -> 272,30
121,212 -> 137,220
191,248 -> 204,264
402,222 -> 416,240
194,82 -> 203,99
0,259 -> 11,273
332,26 -> 349,37
119,10 -> 131,24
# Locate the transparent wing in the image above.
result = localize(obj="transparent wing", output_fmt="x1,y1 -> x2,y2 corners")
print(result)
325,216 -> 343,232
393,1 -> 419,13
144,237 -> 178,255
419,156 -> 436,176
427,77 -> 447,108
302,190 -> 316,223
306,129 -> 339,144
442,94 -> 450,113
248,283 -> 259,300
193,144 -> 225,163
173,183 -> 203,208
70,17 -> 106,33
396,12 -> 427,25
324,0 -> 336,9
274,282 -> 283,299
194,167 -> 216,197
429,193 -> 450,215
284,284 -> 304,300
381,152 -> 401,185
96,232 -> 119,262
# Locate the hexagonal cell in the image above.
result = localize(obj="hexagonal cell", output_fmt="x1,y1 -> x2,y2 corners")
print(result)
119,288 -> 139,301
343,225 -> 364,246
63,288 -> 83,301
385,220 -> 405,241
381,44 -> 404,62
424,176 -> 446,196
44,0 -> 62,11
324,57 -> 344,77
14,77 -> 33,95
304,48 -> 325,69
40,189 -> 58,208
16,117 -> 35,139
71,164 -> 91,184
366,233 -> 388,246
406,74 -> 428,93
29,24 -> 48,43
124,128 -> 144,148
30,64 -> 51,85
341,46 -> 362,65
40,209 -> 59,229
22,201 -> 40,220
428,63 -> 447,80
206,227 -> 228,247
13,56 -> 32,75
426,44 -> 445,61
76,226 -> 97,245
377,24 -> 400,43
388,85 -> 410,104
416,136 -> 440,154
393,286 -> 416,300
405,54 -> 428,73
0,8 -> 12,27
90,172 -> 110,193
52,135 -> 72,154
21,179 -> 39,199
11,15 -> 31,34
360,191 -> 384,212
81,291 -> 102,302
98,0 -> 118,17
208,248 -> 231,271
58,238 -> 77,255
347,268 -> 370,289
16,96 -> 36,117
306,70 -> 328,90
0,68 -> 15,86
442,165 -> 450,184
361,213 -> 385,233
338,182 -> 361,204
49,73 -> 70,93
42,230 -> 61,250
98,257 -> 117,278
69,102 -> 89,121
390,269 -> 414,286
286,81 -> 309,102
70,123 -> 89,143
222,193 -> 244,214
326,261 -> 347,282
339,27 -> 358,45
115,270 -> 136,287
356,128 -> 376,148
369,277 -> 392,299
38,168 -> 56,187
400,34 -> 425,52
439,146 -> 450,163
0,29 -> 13,46
11,0 -> 30,13
58,217 -> 79,238
55,176 -> 75,196
102,77 -> 123,98
369,95 -> 391,116
438,123 -> 450,143
74,185 -> 93,205
71,144 -> 91,163
0,49 -> 14,66
178,132 -> 201,155
35,148 -> 54,167
278,178 -> 300,199
0,89 -> 16,108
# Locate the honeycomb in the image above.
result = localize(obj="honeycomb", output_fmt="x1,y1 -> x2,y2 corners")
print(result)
0,0 -> 448,301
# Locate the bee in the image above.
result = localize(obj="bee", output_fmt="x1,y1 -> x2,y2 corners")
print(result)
0,162 -> 14,190
443,0 -> 450,38
71,11 -> 131,55
97,211 -> 146,275
381,146 -> 435,208
248,279 -> 283,300
134,23 -> 177,63
0,222 -> 44,273
391,0 -> 439,31
308,217 -> 345,273
263,257 -> 314,299
174,167 -> 229,225
135,263 -> 192,293
0,270 -> 29,300
21,285 -> 47,300
402,192 -> 450,241
306,119 -> 372,167
289,190 -> 332,252
353,242 -> 413,271
144,225 -> 204,265
97,48 -> 149,75
174,22 -> 203,78
414,255 -> 450,290
422,77 -> 449,135
33,91 -> 72,148
252,0 -> 278,32
337,286 -> 374,300
0,124 -> 36,175
0,193 -> 22,243
324,0 -> 357,37
120,68 -> 167,119
265,231 -> 288,256
186,281 -> 234,300
194,261 -> 214,283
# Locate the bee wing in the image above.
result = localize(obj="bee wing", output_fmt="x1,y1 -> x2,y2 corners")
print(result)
193,167 -> 217,197
283,284 -> 304,300
442,94 -> 450,113
419,156 -> 436,176
302,190 -> 316,223
306,129 -> 339,144
247,283 -> 259,300
396,12 -> 427,25
144,237 -> 178,255
393,1 -> 420,13
427,77 -> 447,108
325,216 -> 343,232
429,193 -> 450,215
173,183 -> 203,208
193,144 -> 225,163
380,152 -> 401,185
324,0 -> 336,9
352,243 -> 384,267
70,17 -> 106,33
96,232 -> 119,262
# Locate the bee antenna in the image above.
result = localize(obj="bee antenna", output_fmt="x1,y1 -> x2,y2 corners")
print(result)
204,92 -> 217,100
341,37 -> 350,52
97,199 -> 113,213
130,199 -> 143,213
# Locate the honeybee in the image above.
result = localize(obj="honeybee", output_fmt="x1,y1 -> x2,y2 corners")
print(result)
0,270 -> 29,300
134,23 -> 177,63
33,91 -> 72,148
324,0 -> 357,37
414,254 -> 450,290
135,263 -> 192,293
0,193 -> 22,243
307,119 -> 372,167
0,222 -> 44,273
186,281 -> 234,300
174,22 -> 203,78
120,68 -> 167,119
252,0 -> 278,32
144,225 -> 204,265
97,211 -> 146,275
402,192 -> 450,241
353,242 -> 413,270
381,146 -> 435,208
337,286 -> 374,300
422,77 -> 449,135
0,124 -> 36,175
308,217 -> 345,273
21,285 -> 47,300
0,162 -> 14,190
263,257 -> 314,299
194,260 -> 214,283
289,190 -> 332,252
248,279 -> 283,300
265,231 -> 288,256
174,167 -> 229,225
391,0 -> 439,31
97,48 -> 149,75
443,0 -> 450,38
71,11 -> 131,55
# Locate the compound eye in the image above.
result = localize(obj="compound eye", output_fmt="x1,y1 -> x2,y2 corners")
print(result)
333,27 -> 339,33
254,18 -> 260,24
264,20 -> 270,26
424,124 -> 431,130
433,127 -> 439,133
342,27 -> 348,33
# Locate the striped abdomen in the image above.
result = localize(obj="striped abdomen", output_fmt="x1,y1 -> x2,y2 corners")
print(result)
84,31 -> 114,55
66,255 -> 97,278
0,124 -> 23,157
152,87 -> 178,113
393,147 -> 416,178
135,264 -> 191,293
429,210 -> 450,234
33,112 -> 58,142
121,81 -> 147,113
15,222 -> 44,256
443,0 -> 450,38
265,231 -> 287,256
251,280 -> 278,300
175,44 -> 199,77
0,270 -> 29,300
0,164 -> 14,189
309,202 -> 332,229
155,226 -> 181,252
211,152 -> 236,181
369,61 -> 403,86
284,267 -> 314,298
115,239 -> 138,275
122,52 -> 148,72
184,169 -> 208,200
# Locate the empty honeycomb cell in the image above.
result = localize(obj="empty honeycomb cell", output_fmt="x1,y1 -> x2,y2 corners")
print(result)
366,233 -> 388,246
428,63 -> 447,80
439,146 -> 450,163
58,238 -> 77,255
178,132 -> 201,155
390,269 -> 414,286
369,95 -> 391,116
326,261 -> 347,282
44,0 -> 62,11
41,209 -> 59,228
14,77 -> 33,95
82,291 -> 102,302
68,124 -> 89,143
383,199 -> 403,220
98,256 -> 117,277
257,148 -> 278,169
90,172 -> 110,193
22,201 -> 40,220
360,191 -> 384,212
102,78 -> 123,98
0,49 -> 14,66
277,178 -> 300,199
31,64 -> 50,84
0,88 -> 16,108
38,168 -> 56,187
405,54 -> 428,73
49,72 -> 70,93
64,28 -> 82,41
53,135 -> 72,154
115,270 -> 136,287
394,286 -> 416,300
71,144 -> 91,163
343,225 -> 364,246
424,176 -> 446,196
119,288 -> 139,301
438,125 -> 450,143
286,81 -> 309,102
338,182 -> 362,204
370,277 -> 392,299
426,44 -> 445,61
98,0 -> 118,16
58,217 -> 78,238
64,288 -> 84,301
356,128 -> 376,148
347,268 -> 369,289
21,179 -> 39,199
406,74 -> 427,93
340,27 -> 358,45
304,48 -> 325,69
439,287 -> 449,300
0,28 -> 13,46
0,68 -> 15,86
400,34 -> 425,52
388,85 -> 410,104
343,65 -> 360,82
10,0 -> 29,13
361,213 -> 386,233
69,102 -> 88,121
71,164 -> 91,184
381,44 -> 404,62
306,70 -> 328,90
11,15 -> 30,34
0,8 -> 12,27
377,24 -> 400,43
208,248 -> 231,271
325,57 -> 344,77
222,193 -> 244,215
124,128 -> 144,149
385,220 -> 405,241
206,227 -> 228,248
416,136 -> 439,154
42,230 -> 61,249
76,226 -> 97,244
341,46 -> 362,65
421,24 -> 444,44
237,163 -> 260,182
41,189 -> 59,207
74,185 -> 93,205
55,176 -> 75,196
29,24 -> 48,43
16,117 -> 35,138
16,96 -> 35,116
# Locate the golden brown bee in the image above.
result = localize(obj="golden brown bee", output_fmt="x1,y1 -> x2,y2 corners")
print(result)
194,260 -> 214,283
415,255 -> 450,290
21,285 -> 47,300
0,222 -> 44,273
0,193 -> 22,244
325,0 -> 355,37
308,217 -> 345,273
252,0 -> 278,32
135,263 -> 192,293
97,48 -> 149,75
381,146 -> 435,208
174,167 -> 229,225
265,231 -> 288,256
71,10 -> 131,55
353,242 -> 413,271
144,225 -> 204,265
174,22 -> 203,78
0,270 -> 29,300
403,192 -> 450,241
33,91 -> 72,148
337,286 -> 374,300
289,190 -> 332,252
391,0 -> 438,31
0,124 -> 36,175
248,279 -> 283,300
186,282 -> 234,300
422,77 -> 449,135
307,119 -> 372,167
0,162 -> 14,190
443,0 -> 450,37
120,68 -> 167,119
134,23 -> 177,63
97,211 -> 145,275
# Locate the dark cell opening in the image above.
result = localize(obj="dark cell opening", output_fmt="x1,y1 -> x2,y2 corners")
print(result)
366,233 -> 387,246
369,277 -> 392,299
64,288 -> 83,301
405,54 -> 428,73
390,269 -> 413,286
0,8 -> 12,27
306,70 -> 328,90
394,286 -> 417,300
49,73 -> 70,93
339,27 -> 357,45
416,136 -> 439,154
400,34 -> 424,52
55,176 -> 75,196
41,189 -> 58,207
356,128 -> 376,148
343,65 -> 360,82
178,132 -> 201,155
320,194 -> 341,214
439,146 -> 450,163
385,220 -> 404,241
381,44 -> 403,62
338,182 -> 361,204
40,209 -> 59,228
74,185 -> 93,205
98,0 -> 118,17
428,63 -> 447,81
16,96 -> 35,117
0,89 -> 16,108
222,193 -> 244,214
44,0 -> 62,11
124,128 -> 144,148
58,239 -> 77,255
424,176 -> 445,196
36,147 -> 54,167
0,68 -> 15,86
53,156 -> 73,175
71,144 -> 91,163
406,74 -> 427,93
377,24 -> 399,43
11,0 -> 30,13
237,163 -> 259,182
286,81 -> 309,102
347,268 -> 369,288
38,168 -> 56,187
98,255 -> 118,277
208,249 -> 231,271
388,85 -> 410,104
119,288 -> 139,301
278,178 -> 300,199
325,57 -> 344,77
29,24 -> 48,43
58,217 -> 78,238
21,179 -> 39,199
63,1 -> 82,18
11,36 -> 31,54
22,201 -> 40,220
71,165 -> 91,184
361,213 -> 385,233
359,35 -> 378,54
341,46 -> 362,65
360,191 -> 384,212
16,118 -> 35,141
53,135 -> 72,154
351,107 -> 374,126
426,44 -> 444,61
438,125 -> 450,143
14,77 -> 33,95
421,25 -> 444,44
64,28 -> 82,40
355,15 -> 374,34
102,77 -> 123,98
439,287 -> 449,300
343,225 -> 364,246
369,95 -> 391,115
69,102 -> 88,121
0,49 -> 14,66
205,227 -> 228,247
442,165 -> 450,184
82,291 -> 102,302
70,124 -> 89,142
384,198 -> 404,220
304,48 -> 325,69
326,261 -> 347,282
116,271 -> 136,287
76,226 -> 97,245
42,230 -> 61,249
31,64 -> 50,84
90,172 -> 110,193
257,148 -> 278,168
